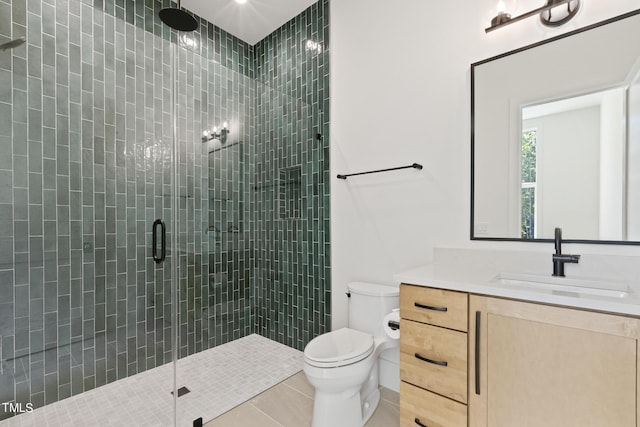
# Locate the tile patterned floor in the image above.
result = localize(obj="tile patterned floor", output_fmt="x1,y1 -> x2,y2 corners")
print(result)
206,371 -> 400,427
1,334 -> 304,427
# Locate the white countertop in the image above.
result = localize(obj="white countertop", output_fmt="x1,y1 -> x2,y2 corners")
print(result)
394,264 -> 640,317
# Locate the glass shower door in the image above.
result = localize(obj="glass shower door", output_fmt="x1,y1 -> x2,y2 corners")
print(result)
170,33 -> 253,424
0,3 -> 179,423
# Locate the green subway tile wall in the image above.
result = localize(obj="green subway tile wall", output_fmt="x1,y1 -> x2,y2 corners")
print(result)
253,0 -> 330,349
0,0 -> 329,418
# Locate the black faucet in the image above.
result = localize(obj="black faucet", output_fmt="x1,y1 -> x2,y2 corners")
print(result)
552,227 -> 580,277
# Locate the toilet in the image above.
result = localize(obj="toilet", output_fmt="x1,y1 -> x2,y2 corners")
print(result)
303,282 -> 399,427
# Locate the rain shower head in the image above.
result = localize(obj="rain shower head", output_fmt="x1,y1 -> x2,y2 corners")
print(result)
0,37 -> 26,51
159,2 -> 198,32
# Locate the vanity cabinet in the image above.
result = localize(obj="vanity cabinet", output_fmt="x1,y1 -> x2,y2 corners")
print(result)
469,295 -> 640,427
399,284 -> 468,427
399,283 -> 640,427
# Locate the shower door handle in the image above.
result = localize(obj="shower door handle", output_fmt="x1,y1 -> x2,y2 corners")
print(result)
152,219 -> 166,263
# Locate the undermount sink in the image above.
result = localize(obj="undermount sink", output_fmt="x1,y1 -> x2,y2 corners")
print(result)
490,272 -> 632,299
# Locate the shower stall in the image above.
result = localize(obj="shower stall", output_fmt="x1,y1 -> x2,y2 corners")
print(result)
0,0 -> 329,423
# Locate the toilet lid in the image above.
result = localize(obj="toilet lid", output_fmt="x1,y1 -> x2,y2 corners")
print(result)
304,328 -> 374,368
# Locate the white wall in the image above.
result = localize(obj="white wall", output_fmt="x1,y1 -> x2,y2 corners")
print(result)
330,0 -> 640,390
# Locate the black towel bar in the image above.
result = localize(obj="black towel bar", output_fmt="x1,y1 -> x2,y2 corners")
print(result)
336,163 -> 423,180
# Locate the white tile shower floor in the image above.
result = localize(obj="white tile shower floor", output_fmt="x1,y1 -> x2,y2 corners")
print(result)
1,334 -> 304,427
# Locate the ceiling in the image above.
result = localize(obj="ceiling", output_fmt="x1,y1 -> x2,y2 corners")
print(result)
182,0 -> 319,46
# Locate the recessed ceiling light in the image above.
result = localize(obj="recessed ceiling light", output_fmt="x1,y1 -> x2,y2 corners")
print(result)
235,0 -> 247,4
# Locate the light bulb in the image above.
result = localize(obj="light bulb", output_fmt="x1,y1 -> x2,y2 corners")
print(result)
490,0 -> 516,26
223,122 -> 228,129
496,0 -> 517,15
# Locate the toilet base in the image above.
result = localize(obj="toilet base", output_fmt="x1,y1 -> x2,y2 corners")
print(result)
361,387 -> 380,426
309,361 -> 381,427
310,385 -> 381,427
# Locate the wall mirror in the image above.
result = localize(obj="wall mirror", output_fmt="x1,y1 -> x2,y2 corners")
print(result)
471,10 -> 640,244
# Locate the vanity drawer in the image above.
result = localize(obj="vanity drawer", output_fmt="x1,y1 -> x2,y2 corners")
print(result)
400,319 -> 468,404
400,381 -> 467,427
400,284 -> 468,332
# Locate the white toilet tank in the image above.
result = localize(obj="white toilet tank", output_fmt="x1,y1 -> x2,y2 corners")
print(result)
347,282 -> 399,339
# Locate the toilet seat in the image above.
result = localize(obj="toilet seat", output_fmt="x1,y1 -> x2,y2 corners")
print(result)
304,328 -> 374,368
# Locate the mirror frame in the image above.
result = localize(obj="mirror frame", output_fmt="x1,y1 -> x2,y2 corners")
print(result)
470,9 -> 640,246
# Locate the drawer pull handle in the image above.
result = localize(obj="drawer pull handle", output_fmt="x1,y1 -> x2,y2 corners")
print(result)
414,302 -> 447,312
414,418 -> 428,427
415,352 -> 448,367
475,310 -> 481,395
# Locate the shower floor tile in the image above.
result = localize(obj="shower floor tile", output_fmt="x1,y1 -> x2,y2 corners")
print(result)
1,334 -> 303,427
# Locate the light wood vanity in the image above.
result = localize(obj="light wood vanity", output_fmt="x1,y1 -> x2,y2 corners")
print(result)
399,283 -> 640,427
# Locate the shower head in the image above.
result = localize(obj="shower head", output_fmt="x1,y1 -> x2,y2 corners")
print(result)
159,2 -> 198,32
0,37 -> 26,51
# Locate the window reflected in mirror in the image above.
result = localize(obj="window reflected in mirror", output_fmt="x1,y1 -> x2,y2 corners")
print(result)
521,129 -> 537,239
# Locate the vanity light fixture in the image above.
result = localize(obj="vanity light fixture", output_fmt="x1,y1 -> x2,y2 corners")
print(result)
486,0 -> 581,33
234,0 -> 247,4
305,40 -> 323,54
202,122 -> 230,143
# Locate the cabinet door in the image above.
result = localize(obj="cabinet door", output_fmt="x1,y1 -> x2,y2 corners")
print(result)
469,295 -> 640,427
